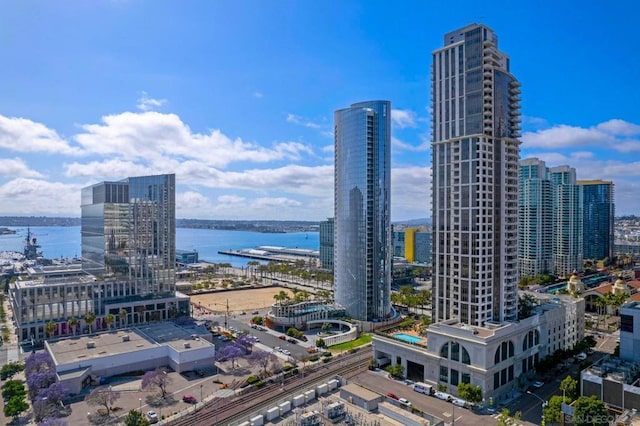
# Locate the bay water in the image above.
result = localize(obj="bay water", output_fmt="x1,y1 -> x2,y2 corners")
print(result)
0,226 -> 319,268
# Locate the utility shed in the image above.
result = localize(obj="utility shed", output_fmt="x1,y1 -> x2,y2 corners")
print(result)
339,383 -> 382,411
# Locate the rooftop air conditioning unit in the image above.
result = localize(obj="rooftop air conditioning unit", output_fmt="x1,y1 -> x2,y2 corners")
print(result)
122,335 -> 130,342
86,341 -> 96,349
184,343 -> 191,348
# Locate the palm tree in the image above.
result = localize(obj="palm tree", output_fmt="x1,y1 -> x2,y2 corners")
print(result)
45,321 -> 57,339
84,311 -> 97,335
119,308 -> 128,327
104,313 -> 115,331
273,290 -> 289,305
67,317 -> 78,336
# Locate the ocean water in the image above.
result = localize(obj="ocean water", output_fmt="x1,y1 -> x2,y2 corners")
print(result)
0,226 -> 319,267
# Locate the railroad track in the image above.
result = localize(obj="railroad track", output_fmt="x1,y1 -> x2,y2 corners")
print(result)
168,350 -> 371,426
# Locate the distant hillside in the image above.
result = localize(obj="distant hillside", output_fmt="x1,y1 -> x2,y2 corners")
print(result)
393,217 -> 431,226
0,216 -> 81,226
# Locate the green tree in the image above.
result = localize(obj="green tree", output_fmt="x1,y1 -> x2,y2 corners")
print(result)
385,364 -> 404,379
45,321 -> 57,339
104,313 -> 115,331
84,311 -> 97,334
518,293 -> 538,320
3,395 -> 28,421
67,316 -> 78,336
560,375 -> 578,400
124,409 -> 150,426
316,338 -> 326,348
573,395 -> 609,426
0,362 -> 24,380
496,408 -> 522,426
252,316 -> 263,325
273,290 -> 290,305
2,380 -> 26,401
119,308 -> 128,327
457,383 -> 482,405
543,395 -> 571,424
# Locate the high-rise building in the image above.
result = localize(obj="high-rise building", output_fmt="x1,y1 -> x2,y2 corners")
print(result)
403,228 -> 432,264
431,24 -> 521,326
549,166 -> 583,277
10,173 -> 189,342
518,158 -> 553,277
579,180 -> 615,261
334,100 -> 392,322
319,218 -> 334,271
81,174 -> 186,323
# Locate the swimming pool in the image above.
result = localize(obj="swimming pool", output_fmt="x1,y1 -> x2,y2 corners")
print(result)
394,333 -> 423,344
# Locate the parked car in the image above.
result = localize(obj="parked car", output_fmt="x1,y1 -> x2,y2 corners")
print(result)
279,335 -> 287,340
300,336 -> 308,342
287,338 -> 298,344
532,381 -> 544,388
251,310 -> 259,315
146,410 -> 159,423
576,352 -> 587,361
274,346 -> 281,352
386,392 -> 399,400
182,395 -> 197,404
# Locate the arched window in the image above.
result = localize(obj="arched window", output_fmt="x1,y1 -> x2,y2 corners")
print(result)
523,330 -> 540,351
440,342 -> 449,359
461,346 -> 471,365
441,341 -> 471,364
495,340 -> 515,363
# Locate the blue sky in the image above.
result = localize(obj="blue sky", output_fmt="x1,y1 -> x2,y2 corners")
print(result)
1,1 -> 639,221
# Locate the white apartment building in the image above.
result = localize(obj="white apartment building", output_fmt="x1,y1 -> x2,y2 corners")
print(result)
374,293 -> 584,402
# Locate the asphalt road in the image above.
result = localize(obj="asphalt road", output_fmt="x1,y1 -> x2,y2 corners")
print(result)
205,315 -> 313,361
351,370 -> 506,426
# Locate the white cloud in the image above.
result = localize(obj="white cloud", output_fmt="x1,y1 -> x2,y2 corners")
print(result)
0,179 -> 81,215
521,119 -> 640,151
0,115 -> 81,155
391,109 -> 417,128
64,158 -> 153,178
253,92 -> 264,98
251,197 -> 302,208
136,91 -> 167,111
286,113 -> 321,129
391,166 -> 431,220
217,194 -> 246,204
391,136 -> 430,152
597,119 -> 640,136
0,158 -> 45,178
73,111 -> 314,168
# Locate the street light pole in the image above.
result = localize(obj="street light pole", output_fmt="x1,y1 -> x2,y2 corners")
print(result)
526,390 -> 548,423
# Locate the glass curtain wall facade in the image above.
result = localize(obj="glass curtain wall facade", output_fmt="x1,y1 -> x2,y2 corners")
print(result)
518,158 -> 553,277
549,166 -> 583,277
578,180 -> 615,261
334,101 -> 392,321
432,24 -> 521,326
319,218 -> 335,271
81,174 -> 176,311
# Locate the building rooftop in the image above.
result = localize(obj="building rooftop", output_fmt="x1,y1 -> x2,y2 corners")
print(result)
47,322 -> 213,366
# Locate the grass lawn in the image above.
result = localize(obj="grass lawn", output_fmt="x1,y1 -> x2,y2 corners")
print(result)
328,333 -> 373,351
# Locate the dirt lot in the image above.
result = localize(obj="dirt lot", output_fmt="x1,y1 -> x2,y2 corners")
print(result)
190,287 -> 294,313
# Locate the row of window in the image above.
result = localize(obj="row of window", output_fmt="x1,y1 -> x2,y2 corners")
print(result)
439,366 -> 471,387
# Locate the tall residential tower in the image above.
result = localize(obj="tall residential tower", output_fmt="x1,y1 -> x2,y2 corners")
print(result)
579,180 -> 614,261
431,24 -> 521,326
549,166 -> 583,277
518,158 -> 553,277
334,101 -> 392,322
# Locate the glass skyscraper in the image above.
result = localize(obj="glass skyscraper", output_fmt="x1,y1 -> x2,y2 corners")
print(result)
431,24 -> 521,326
518,158 -> 553,277
549,166 -> 583,277
81,174 -> 182,322
334,101 -> 392,322
579,180 -> 614,261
